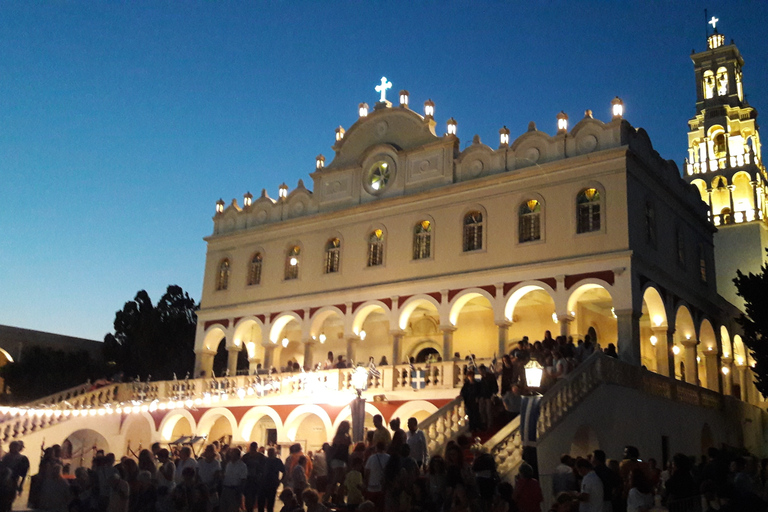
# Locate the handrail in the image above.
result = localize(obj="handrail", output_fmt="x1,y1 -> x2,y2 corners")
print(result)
418,396 -> 461,432
418,397 -> 467,457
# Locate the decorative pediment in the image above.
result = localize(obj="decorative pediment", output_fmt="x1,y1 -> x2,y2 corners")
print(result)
325,107 -> 439,170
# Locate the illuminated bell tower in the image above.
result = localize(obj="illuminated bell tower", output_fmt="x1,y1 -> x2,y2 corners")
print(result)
683,17 -> 768,309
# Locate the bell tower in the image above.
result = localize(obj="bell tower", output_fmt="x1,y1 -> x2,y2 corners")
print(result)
683,17 -> 768,309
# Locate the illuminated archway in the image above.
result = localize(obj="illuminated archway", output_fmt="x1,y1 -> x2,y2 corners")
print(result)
449,290 -> 496,359
567,282 -> 616,346
504,283 -> 557,348
159,409 -> 197,441
640,285 -> 667,375
673,305 -> 696,383
233,318 -> 265,370
239,406 -> 284,444
270,313 -> 303,369
309,306 -> 346,369
399,295 -> 441,362
284,405 -> 334,452
351,302 -> 391,366
62,429 -> 110,470
198,408 -> 239,443
698,319 -> 717,390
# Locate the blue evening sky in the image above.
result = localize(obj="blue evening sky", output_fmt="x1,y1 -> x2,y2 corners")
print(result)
1,2 -> 766,341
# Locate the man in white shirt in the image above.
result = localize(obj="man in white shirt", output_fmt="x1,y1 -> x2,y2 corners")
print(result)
406,417 -> 427,469
577,458 -> 604,512
220,448 -> 248,512
174,446 -> 198,484
196,445 -> 221,512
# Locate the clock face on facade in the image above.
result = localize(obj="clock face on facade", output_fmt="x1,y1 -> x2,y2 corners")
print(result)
367,161 -> 391,192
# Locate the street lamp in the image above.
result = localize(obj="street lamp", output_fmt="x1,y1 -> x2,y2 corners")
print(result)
350,365 -> 368,443
524,359 -> 544,389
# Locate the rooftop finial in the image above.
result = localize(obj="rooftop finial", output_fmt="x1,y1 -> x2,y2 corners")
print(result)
375,77 -> 392,103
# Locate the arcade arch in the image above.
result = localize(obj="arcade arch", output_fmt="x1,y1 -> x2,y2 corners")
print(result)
450,291 -> 496,359
198,408 -> 238,444
673,305 -> 696,384
698,319 -> 717,390
399,296 -> 441,362
352,302 -> 391,365
233,318 -> 265,372
310,307 -> 346,369
159,410 -> 197,441
504,284 -> 556,348
270,313 -> 303,369
62,429 -> 110,470
640,286 -> 667,375
567,282 -> 617,346
284,405 -> 333,453
239,407 -> 284,445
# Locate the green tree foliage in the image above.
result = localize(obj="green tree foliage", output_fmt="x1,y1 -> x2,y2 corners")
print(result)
103,285 -> 198,381
734,254 -> 768,398
0,347 -> 103,403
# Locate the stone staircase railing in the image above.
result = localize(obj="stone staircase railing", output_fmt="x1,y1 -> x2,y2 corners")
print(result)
418,397 -> 467,457
483,352 -> 727,478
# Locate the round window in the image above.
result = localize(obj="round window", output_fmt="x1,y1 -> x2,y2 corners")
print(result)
366,161 -> 392,193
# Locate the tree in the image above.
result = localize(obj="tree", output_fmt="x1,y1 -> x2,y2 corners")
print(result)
103,285 -> 198,381
734,252 -> 768,398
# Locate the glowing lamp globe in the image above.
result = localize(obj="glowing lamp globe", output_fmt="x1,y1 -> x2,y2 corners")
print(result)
524,360 -> 544,388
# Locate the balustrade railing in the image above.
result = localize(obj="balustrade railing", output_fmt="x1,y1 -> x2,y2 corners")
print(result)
418,397 -> 467,457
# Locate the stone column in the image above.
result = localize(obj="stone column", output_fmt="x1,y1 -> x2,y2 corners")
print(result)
227,347 -> 241,376
303,341 -> 315,370
681,339 -> 699,386
737,365 -> 748,402
263,345 -> 276,370
704,351 -> 720,391
496,322 -> 511,357
615,309 -> 641,367
751,180 -> 759,220
728,184 -> 736,222
195,349 -> 216,378
558,315 -> 573,338
666,330 -> 677,380
651,327 -> 670,377
441,326 -> 457,360
721,357 -> 733,396
390,331 -> 404,366
707,188 -> 714,218
347,337 -> 359,366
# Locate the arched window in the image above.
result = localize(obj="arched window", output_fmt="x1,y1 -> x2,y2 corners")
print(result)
367,229 -> 384,267
716,66 -> 728,96
248,253 -> 262,286
703,70 -> 715,99
413,220 -> 432,260
519,199 -> 541,243
324,238 -> 341,274
463,211 -> 484,252
216,259 -> 230,291
576,188 -> 601,234
285,246 -> 300,280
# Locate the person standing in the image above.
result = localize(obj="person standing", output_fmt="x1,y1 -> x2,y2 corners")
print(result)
242,442 -> 265,512
0,440 -> 28,512
257,448 -> 284,512
577,459 -> 604,512
478,365 -> 498,430
364,442 -> 390,512
174,447 -> 198,484
371,415 -> 391,450
406,417 -> 428,469
220,448 -> 247,512
196,445 -> 221,512
460,371 -> 482,432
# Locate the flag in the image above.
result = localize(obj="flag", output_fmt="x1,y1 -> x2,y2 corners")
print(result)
411,369 -> 427,390
520,395 -> 542,447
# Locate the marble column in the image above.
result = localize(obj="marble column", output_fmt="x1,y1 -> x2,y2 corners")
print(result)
681,339 -> 699,386
195,349 -> 216,378
347,337 -> 359,366
703,351 -> 720,391
227,347 -> 240,377
666,330 -> 677,380
390,331 -> 404,366
558,315 -> 573,338
263,345 -> 276,370
303,340 -> 315,370
721,357 -> 733,396
615,309 -> 641,367
737,365 -> 748,402
496,322 -> 511,357
441,326 -> 457,360
651,327 -> 670,377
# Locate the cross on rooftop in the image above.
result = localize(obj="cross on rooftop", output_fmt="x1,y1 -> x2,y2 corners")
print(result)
709,16 -> 719,30
375,77 -> 392,102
